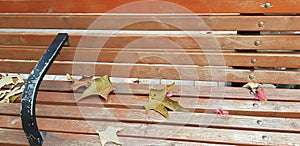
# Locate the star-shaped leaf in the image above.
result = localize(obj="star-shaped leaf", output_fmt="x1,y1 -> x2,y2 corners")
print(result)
75,75 -> 114,102
144,82 -> 189,118
66,74 -> 92,91
96,126 -> 123,146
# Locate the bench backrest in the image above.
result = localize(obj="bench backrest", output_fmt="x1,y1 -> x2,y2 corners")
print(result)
0,0 -> 299,86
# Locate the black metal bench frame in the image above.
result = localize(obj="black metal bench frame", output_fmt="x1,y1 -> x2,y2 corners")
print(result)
20,33 -> 69,145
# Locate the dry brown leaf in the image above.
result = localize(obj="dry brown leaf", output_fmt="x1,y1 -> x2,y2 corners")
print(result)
144,82 -> 189,118
66,74 -> 92,91
0,76 -> 14,89
243,82 -> 262,94
97,126 -> 123,146
76,75 -> 114,102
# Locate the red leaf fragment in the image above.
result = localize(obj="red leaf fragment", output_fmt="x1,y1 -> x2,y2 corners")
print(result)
254,88 -> 267,101
166,91 -> 173,97
215,109 -> 229,115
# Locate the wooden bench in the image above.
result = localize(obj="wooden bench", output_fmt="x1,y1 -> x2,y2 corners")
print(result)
0,0 -> 300,145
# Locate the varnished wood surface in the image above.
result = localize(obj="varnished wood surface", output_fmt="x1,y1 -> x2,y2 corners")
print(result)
0,0 -> 299,13
0,14 -> 299,31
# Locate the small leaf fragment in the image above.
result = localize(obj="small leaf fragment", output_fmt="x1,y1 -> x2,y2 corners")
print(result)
243,82 -> 262,94
144,82 -> 189,118
0,76 -> 14,89
76,75 -> 114,102
255,88 -> 267,101
97,126 -> 123,146
215,109 -> 229,115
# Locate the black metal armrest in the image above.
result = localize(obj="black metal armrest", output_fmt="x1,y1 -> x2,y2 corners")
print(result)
20,33 -> 69,146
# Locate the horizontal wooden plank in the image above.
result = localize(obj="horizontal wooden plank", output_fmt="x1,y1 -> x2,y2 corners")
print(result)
0,105 -> 300,133
5,91 -> 300,118
0,0 -> 299,13
0,61 -> 299,84
1,14 -> 299,31
1,33 -> 300,50
0,128 -> 219,146
10,91 -> 300,133
0,113 -> 299,145
36,81 -> 300,102
1,46 -> 300,68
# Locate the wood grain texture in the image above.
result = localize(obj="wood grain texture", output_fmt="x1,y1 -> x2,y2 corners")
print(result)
0,61 -> 299,84
0,0 -> 299,13
0,128 -> 220,146
0,14 -> 299,31
0,109 -> 300,145
1,33 -> 300,50
36,81 -> 300,102
1,47 -> 300,68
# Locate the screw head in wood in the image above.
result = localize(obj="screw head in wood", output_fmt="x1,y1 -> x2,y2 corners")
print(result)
257,120 -> 263,125
258,21 -> 264,27
254,40 -> 261,46
249,74 -> 255,79
262,135 -> 269,141
253,103 -> 259,107
251,59 -> 257,64
264,3 -> 271,8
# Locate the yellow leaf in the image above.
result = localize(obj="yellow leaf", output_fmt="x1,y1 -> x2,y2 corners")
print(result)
76,75 -> 114,102
97,126 -> 123,146
144,82 -> 189,118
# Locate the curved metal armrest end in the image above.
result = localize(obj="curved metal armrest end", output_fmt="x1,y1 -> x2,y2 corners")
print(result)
20,33 -> 69,146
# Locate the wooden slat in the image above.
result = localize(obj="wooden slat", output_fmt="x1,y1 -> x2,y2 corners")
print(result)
0,113 -> 299,145
1,47 -> 300,68
5,101 -> 300,133
1,33 -> 300,50
1,14 -> 299,31
35,81 -> 300,102
0,61 -> 299,84
5,93 -> 300,118
10,91 -> 300,132
0,128 -> 218,146
0,0 -> 299,13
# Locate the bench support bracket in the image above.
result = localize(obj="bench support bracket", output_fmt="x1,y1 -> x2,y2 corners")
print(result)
20,33 -> 69,146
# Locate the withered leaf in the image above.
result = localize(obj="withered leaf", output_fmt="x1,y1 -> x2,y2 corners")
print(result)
0,76 -> 14,89
243,82 -> 262,94
0,85 -> 24,103
76,75 -> 114,102
66,74 -> 92,91
97,126 -> 123,146
144,82 -> 189,118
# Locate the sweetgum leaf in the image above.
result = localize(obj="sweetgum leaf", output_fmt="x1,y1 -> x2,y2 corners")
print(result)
76,75 -> 113,102
144,82 -> 189,118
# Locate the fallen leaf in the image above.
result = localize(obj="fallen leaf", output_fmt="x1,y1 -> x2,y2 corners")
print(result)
76,75 -> 114,102
166,91 -> 173,97
215,109 -> 229,115
12,74 -> 24,84
255,88 -> 267,101
0,76 -> 14,89
5,85 -> 24,98
243,82 -> 262,95
9,95 -> 20,103
144,82 -> 189,118
97,126 -> 123,146
66,74 -> 92,91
